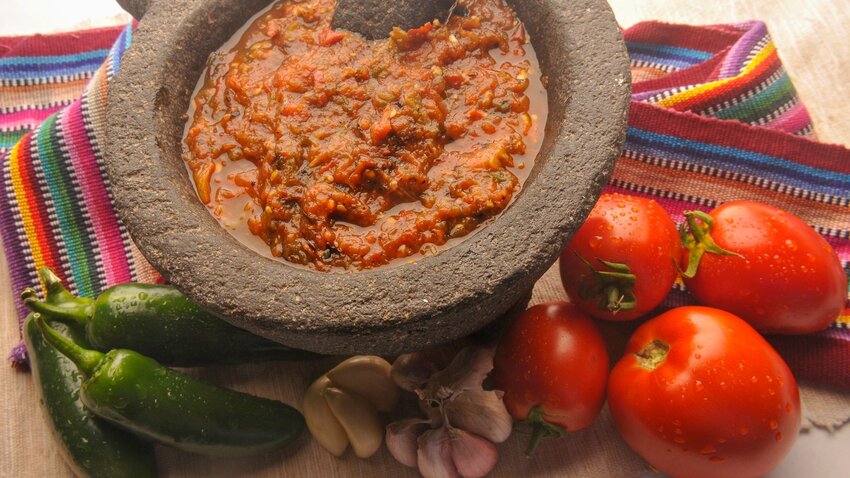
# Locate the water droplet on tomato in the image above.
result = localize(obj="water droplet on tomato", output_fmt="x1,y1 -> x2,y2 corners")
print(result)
769,420 -> 778,430
710,456 -> 725,462
786,403 -> 793,413
700,445 -> 716,454
673,436 -> 686,444
739,427 -> 749,435
695,380 -> 704,391
589,235 -> 603,249
775,432 -> 783,441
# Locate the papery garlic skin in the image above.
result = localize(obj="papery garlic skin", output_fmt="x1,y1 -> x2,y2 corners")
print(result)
448,428 -> 499,478
386,419 -> 430,467
388,346 -> 513,478
426,347 -> 495,399
444,390 -> 512,443
418,427 -> 458,478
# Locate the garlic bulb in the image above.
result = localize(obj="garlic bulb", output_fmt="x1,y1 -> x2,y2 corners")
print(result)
388,346 -> 512,478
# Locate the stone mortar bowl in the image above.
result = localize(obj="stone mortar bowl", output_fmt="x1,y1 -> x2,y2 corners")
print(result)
106,0 -> 631,354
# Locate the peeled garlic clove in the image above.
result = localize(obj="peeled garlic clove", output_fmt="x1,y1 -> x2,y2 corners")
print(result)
444,390 -> 512,443
448,428 -> 498,478
386,418 -> 430,467
418,427 -> 458,478
327,355 -> 400,412
324,386 -> 384,458
303,375 -> 349,456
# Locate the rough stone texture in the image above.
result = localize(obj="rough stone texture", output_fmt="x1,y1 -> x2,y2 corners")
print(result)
333,0 -> 457,39
104,0 -> 631,354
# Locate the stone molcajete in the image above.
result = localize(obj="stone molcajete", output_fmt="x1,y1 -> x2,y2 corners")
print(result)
105,0 -> 631,354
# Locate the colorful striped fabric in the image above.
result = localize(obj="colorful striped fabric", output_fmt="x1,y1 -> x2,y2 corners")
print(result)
0,20 -> 848,387
613,21 -> 850,387
0,25 -> 159,362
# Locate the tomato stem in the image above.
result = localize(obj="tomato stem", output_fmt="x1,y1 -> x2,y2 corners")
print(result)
634,339 -> 670,370
521,406 -> 568,456
679,211 -> 745,279
575,254 -> 637,314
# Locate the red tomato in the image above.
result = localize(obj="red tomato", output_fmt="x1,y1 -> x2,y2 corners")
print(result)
681,201 -> 847,334
560,193 -> 680,321
608,306 -> 801,478
493,303 -> 609,454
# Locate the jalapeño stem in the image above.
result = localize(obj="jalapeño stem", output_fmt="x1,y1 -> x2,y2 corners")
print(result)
21,295 -> 89,326
34,314 -> 104,376
19,267 -> 93,326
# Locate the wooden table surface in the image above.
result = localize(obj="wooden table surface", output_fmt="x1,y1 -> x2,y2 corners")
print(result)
2,0 -> 849,477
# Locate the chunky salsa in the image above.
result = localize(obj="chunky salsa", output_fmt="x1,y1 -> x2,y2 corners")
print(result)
183,0 -> 547,271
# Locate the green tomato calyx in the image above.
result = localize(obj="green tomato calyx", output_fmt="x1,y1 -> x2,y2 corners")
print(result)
634,339 -> 670,371
520,406 -> 568,456
679,210 -> 745,279
576,253 -> 637,314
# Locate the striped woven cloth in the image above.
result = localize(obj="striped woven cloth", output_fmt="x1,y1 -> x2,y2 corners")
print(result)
1,21 -> 849,386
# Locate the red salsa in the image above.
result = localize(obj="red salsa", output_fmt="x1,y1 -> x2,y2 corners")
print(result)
183,0 -> 547,271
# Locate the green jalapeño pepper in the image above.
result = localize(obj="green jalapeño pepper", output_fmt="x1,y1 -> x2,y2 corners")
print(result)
35,314 -> 306,457
23,314 -> 157,478
23,267 -> 318,366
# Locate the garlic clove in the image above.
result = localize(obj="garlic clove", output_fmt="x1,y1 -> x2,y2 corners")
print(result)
326,355 -> 400,412
303,375 -> 349,456
448,428 -> 499,478
323,386 -> 384,458
418,427 -> 458,478
444,390 -> 513,443
392,351 -> 441,392
426,347 -> 495,399
386,418 -> 430,467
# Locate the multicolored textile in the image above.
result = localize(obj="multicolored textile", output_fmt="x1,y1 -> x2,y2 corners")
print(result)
1,21 -> 848,386
0,25 -> 160,362
613,21 -> 850,387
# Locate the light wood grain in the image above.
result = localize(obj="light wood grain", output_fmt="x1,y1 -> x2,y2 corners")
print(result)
2,1 -> 850,477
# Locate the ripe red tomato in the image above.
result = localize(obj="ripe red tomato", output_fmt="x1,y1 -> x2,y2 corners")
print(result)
493,303 -> 609,454
681,201 -> 847,334
608,306 -> 801,478
560,193 -> 680,321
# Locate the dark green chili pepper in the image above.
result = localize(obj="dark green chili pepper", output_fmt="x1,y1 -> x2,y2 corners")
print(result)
23,267 -> 318,366
23,314 -> 157,478
34,314 -> 306,457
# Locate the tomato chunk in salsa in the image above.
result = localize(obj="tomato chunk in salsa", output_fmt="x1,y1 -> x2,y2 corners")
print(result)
183,0 -> 547,271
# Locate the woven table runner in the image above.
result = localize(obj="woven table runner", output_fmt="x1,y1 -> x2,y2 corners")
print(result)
1,21 -> 849,389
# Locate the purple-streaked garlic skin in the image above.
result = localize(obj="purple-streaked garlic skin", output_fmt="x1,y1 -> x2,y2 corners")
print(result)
418,427 -> 458,478
448,428 -> 499,478
444,390 -> 512,443
391,351 -> 441,392
426,348 -> 495,399
386,419 -> 430,467
389,346 -> 512,478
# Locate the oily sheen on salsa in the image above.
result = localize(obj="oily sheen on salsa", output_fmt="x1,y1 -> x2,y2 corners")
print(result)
183,0 -> 547,271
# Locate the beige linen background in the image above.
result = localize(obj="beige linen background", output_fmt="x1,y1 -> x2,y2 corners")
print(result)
2,0 -> 849,476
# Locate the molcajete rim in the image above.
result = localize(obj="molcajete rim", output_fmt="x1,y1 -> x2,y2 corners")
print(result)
105,0 -> 631,354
